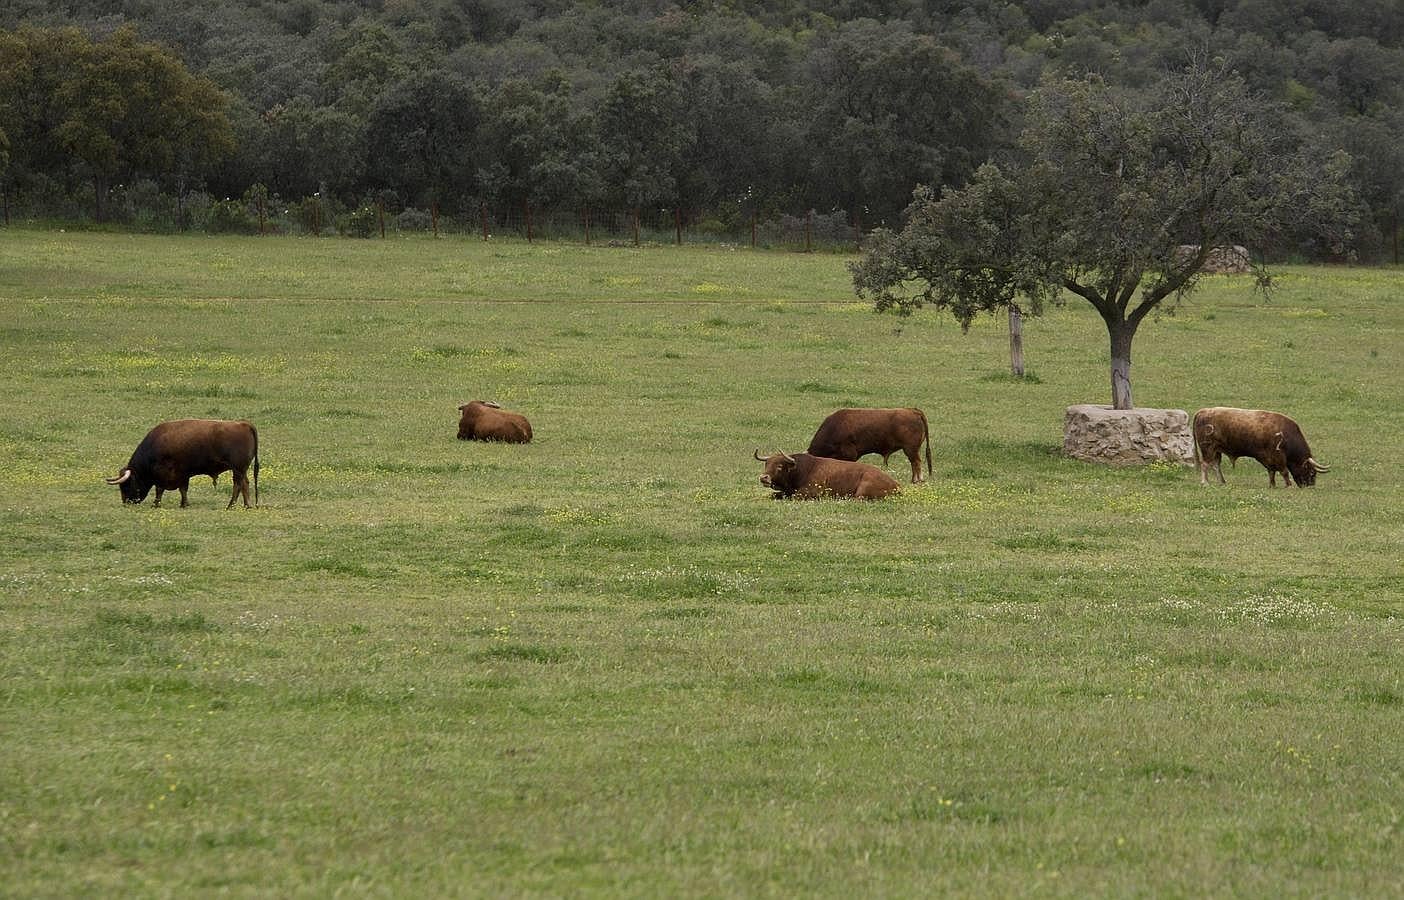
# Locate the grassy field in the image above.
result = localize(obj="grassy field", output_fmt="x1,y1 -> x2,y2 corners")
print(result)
1,230 -> 1401,896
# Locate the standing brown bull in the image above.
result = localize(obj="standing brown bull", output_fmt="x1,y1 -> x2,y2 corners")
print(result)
806,407 -> 932,483
457,401 -> 532,443
1193,407 -> 1330,487
754,450 -> 900,500
105,419 -> 260,508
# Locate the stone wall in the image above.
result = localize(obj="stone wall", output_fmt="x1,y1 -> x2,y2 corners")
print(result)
1174,244 -> 1251,274
1063,405 -> 1195,466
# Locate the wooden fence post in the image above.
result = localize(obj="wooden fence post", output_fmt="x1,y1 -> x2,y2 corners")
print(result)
751,211 -> 756,249
854,212 -> 862,252
584,207 -> 591,246
675,207 -> 682,245
804,209 -> 812,252
2,188 -> 9,227
1009,304 -> 1025,378
525,201 -> 533,243
431,201 -> 439,237
258,196 -> 266,235
377,200 -> 385,238
1387,206 -> 1398,266
633,208 -> 640,246
312,198 -> 321,236
481,202 -> 489,241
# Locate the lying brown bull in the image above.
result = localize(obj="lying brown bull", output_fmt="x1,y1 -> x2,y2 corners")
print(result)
807,407 -> 932,483
1193,407 -> 1330,487
754,450 -> 900,500
106,418 -> 260,508
457,401 -> 532,443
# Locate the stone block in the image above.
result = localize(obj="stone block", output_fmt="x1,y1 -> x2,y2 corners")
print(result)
1063,405 -> 1195,466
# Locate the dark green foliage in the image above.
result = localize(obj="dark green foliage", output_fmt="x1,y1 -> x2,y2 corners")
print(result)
0,3 -> 1400,258
337,204 -> 379,237
0,25 -> 233,221
204,198 -> 255,234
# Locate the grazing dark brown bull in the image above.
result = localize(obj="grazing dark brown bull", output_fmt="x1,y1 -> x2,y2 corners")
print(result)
1193,407 -> 1329,488
106,419 -> 260,508
806,407 -> 932,483
754,450 -> 900,500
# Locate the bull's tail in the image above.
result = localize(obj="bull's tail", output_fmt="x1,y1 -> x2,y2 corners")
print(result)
1191,415 -> 1211,470
251,424 -> 260,507
919,408 -> 932,479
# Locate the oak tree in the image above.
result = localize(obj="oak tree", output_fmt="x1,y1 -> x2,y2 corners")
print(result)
852,64 -> 1356,409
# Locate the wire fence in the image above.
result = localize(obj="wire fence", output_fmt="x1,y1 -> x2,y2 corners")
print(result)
9,181 -> 1385,263
0,182 -> 872,252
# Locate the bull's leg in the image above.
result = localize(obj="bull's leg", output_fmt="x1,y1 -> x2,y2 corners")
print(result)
227,472 -> 244,509
178,482 -> 189,508
1282,468 -> 1294,488
1200,453 -> 1223,485
905,448 -> 923,483
153,488 -> 164,507
239,469 -> 253,507
1269,469 -> 1278,487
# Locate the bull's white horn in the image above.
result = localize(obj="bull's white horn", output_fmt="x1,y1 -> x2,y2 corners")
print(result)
754,448 -> 766,461
105,468 -> 132,485
1308,457 -> 1330,472
781,452 -> 796,464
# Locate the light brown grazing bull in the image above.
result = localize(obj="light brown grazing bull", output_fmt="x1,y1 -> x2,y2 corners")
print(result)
755,450 -> 900,500
106,418 -> 259,508
457,401 -> 532,443
1193,407 -> 1329,487
806,407 -> 932,482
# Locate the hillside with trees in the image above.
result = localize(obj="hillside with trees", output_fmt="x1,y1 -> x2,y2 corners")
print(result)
1,1 -> 1401,259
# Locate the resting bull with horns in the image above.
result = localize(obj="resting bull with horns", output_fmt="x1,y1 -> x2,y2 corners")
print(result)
754,450 -> 900,500
1192,407 -> 1329,487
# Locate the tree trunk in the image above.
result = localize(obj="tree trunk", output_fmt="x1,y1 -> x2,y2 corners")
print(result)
1008,304 -> 1024,377
1387,206 -> 1398,266
1109,321 -> 1134,410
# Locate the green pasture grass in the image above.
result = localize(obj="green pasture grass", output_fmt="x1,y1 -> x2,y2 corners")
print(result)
1,229 -> 1401,895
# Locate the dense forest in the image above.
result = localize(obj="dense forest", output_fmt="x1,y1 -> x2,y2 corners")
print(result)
1,1 -> 1402,257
